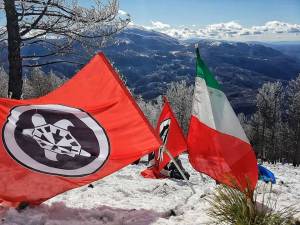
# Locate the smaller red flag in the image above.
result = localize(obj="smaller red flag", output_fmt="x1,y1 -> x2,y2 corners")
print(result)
141,97 -> 187,178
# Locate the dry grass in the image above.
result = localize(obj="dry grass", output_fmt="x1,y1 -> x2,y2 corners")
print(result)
207,184 -> 298,225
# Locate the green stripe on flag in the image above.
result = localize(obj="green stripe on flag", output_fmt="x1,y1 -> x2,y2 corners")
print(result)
196,47 -> 221,90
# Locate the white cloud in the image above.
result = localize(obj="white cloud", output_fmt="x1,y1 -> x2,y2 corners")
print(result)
253,21 -> 300,34
137,20 -> 300,41
128,21 -> 135,26
150,21 -> 171,29
141,21 -> 171,30
118,10 -> 128,16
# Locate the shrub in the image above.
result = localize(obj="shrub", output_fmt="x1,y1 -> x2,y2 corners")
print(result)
207,184 -> 298,225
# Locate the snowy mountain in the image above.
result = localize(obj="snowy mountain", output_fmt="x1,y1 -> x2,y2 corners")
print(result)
1,28 -> 300,114
260,41 -> 300,60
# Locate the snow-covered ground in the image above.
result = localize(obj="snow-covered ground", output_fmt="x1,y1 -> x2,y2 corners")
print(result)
0,155 -> 299,225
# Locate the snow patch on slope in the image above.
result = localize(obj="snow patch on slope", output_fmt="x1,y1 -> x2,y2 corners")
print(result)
0,155 -> 299,225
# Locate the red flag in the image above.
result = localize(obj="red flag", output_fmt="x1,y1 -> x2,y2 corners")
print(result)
141,97 -> 187,178
0,53 -> 161,207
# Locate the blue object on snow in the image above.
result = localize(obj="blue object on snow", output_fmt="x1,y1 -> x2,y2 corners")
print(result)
258,165 -> 276,184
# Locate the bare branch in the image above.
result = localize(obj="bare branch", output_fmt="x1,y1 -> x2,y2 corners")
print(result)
22,41 -> 74,59
0,38 -> 7,43
23,60 -> 84,67
0,26 -> 6,36
4,0 -> 130,69
23,51 -> 65,59
21,30 -> 48,41
20,0 -> 51,36
17,0 -> 25,21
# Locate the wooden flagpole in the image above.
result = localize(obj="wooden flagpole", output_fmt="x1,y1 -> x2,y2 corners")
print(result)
162,145 -> 196,194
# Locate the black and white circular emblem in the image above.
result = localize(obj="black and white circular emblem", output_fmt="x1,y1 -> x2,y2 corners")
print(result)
2,105 -> 110,177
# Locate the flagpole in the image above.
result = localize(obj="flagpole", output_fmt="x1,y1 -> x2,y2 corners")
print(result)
163,145 -> 196,194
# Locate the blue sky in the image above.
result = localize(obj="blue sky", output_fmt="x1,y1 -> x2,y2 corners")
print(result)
109,0 -> 300,41
118,0 -> 300,27
1,0 -> 299,41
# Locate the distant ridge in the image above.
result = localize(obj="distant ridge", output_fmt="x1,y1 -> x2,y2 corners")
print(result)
0,27 -> 300,114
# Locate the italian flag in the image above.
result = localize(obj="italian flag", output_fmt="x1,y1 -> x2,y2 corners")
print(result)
187,47 -> 258,191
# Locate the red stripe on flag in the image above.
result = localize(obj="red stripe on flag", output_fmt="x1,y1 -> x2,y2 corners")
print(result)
188,116 -> 258,190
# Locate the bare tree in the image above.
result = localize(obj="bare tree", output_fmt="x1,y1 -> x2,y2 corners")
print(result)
247,112 -> 263,156
136,96 -> 162,127
255,81 -> 284,162
23,67 -> 66,98
287,74 -> 300,166
0,0 -> 129,99
166,81 -> 193,134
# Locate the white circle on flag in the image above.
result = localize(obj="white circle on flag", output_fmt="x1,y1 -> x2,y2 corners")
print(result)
2,104 -> 110,177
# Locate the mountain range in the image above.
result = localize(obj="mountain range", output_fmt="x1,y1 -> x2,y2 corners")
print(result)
1,28 -> 300,114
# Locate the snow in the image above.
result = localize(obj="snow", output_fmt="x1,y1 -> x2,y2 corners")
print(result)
209,41 -> 222,47
0,155 -> 299,225
169,51 -> 180,55
257,163 -> 300,213
138,53 -> 149,58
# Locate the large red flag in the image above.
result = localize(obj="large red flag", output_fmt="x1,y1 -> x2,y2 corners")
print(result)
141,97 -> 187,178
0,53 -> 161,207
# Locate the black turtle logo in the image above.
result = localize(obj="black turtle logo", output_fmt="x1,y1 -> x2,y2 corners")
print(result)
2,105 -> 110,177
22,113 -> 91,161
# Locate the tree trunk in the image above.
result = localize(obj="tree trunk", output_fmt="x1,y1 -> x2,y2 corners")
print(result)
260,121 -> 266,160
293,127 -> 300,167
293,142 -> 300,167
4,0 -> 23,99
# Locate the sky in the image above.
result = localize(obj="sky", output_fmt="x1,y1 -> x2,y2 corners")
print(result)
119,0 -> 300,27
117,0 -> 300,41
1,0 -> 300,42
